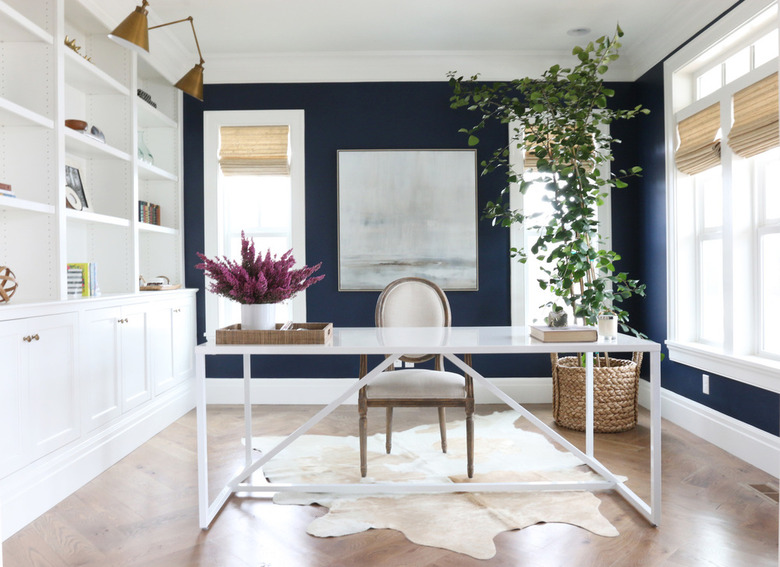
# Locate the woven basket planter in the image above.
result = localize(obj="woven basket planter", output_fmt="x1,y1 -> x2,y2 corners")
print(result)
551,352 -> 643,433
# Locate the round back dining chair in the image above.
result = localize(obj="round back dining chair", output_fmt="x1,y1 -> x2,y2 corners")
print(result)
358,277 -> 474,478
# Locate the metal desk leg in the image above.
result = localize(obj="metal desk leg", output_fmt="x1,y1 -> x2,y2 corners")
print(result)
650,349 -> 662,526
196,351 -> 209,529
586,351 -> 594,458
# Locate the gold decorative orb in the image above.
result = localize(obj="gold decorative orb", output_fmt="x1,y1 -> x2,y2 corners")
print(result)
0,266 -> 18,304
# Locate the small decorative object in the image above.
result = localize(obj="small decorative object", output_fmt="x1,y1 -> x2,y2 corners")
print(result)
87,125 -> 105,143
65,165 -> 88,211
139,275 -> 181,291
598,311 -> 618,341
138,130 -> 154,164
0,266 -> 18,303
545,304 -> 568,327
64,36 -> 92,63
137,88 -> 157,108
196,231 -> 325,330
65,119 -> 88,131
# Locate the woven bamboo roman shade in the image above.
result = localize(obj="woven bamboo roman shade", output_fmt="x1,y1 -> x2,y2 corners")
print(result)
219,125 -> 290,176
727,72 -> 779,158
675,103 -> 721,175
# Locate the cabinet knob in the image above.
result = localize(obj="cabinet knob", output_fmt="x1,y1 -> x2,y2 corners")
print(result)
173,308 -> 181,313
22,334 -> 40,342
32,333 -> 39,341
23,335 -> 31,342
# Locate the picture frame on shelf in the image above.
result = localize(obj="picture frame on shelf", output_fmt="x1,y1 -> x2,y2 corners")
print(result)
65,165 -> 88,211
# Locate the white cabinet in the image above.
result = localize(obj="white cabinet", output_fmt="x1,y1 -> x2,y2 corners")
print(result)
120,304 -> 151,411
0,313 -> 78,477
0,291 -> 196,541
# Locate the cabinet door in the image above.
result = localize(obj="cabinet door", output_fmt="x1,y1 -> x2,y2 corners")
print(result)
82,306 -> 122,431
28,313 -> 79,458
147,304 -> 174,395
120,305 -> 150,411
0,319 -> 29,478
171,297 -> 195,385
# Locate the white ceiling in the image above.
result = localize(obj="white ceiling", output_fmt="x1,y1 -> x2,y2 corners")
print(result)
133,0 -> 739,83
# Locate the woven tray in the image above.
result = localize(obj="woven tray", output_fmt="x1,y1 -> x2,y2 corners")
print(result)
551,352 -> 643,433
216,322 -> 333,345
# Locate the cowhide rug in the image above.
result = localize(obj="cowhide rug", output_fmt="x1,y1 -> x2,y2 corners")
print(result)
253,411 -> 618,560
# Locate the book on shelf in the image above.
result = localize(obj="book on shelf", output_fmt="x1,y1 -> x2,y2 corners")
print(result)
0,183 -> 16,198
529,325 -> 598,342
66,262 -> 100,297
138,200 -> 161,225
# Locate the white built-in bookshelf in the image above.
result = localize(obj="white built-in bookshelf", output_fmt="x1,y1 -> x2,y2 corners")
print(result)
0,0 -> 195,542
0,0 -> 184,304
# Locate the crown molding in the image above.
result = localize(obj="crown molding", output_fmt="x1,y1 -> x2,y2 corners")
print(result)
203,49 -> 635,85
621,0 -> 743,80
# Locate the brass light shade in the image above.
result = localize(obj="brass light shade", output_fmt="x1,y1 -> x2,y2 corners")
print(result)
108,0 -> 150,53
175,62 -> 204,101
109,2 -> 205,101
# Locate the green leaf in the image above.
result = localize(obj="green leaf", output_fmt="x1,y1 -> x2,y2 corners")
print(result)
468,135 -> 480,146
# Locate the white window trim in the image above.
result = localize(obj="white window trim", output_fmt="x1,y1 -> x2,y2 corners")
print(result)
508,123 -> 612,326
202,109 -> 306,340
664,0 -> 780,391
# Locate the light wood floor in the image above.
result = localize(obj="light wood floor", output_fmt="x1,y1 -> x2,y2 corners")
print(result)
3,404 -> 778,567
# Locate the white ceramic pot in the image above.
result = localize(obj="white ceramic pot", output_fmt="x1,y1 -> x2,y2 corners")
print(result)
241,303 -> 276,330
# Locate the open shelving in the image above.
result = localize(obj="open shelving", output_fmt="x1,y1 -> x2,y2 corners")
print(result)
0,0 -> 184,304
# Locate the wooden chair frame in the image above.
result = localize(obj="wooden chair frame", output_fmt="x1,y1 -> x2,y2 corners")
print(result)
358,277 -> 475,478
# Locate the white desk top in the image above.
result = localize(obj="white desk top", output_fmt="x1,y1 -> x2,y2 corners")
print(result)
197,326 -> 661,356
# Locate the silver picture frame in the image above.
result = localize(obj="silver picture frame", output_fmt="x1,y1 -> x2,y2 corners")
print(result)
337,149 -> 479,291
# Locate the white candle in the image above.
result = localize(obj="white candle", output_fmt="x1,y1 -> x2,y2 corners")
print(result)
598,314 -> 618,340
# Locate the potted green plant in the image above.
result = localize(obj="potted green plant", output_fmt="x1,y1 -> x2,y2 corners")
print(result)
449,27 -> 649,431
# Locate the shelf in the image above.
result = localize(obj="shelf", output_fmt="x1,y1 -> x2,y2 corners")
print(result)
0,2 -> 53,43
65,129 -> 130,161
64,49 -> 129,96
66,208 -> 130,228
138,223 -> 178,236
137,101 -> 177,129
138,161 -> 177,182
0,96 -> 53,128
0,196 -> 54,214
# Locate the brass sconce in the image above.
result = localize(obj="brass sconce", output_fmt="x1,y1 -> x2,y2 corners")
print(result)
109,0 -> 205,101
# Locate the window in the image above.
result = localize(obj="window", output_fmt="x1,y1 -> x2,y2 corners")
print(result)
203,110 -> 306,339
508,131 -> 612,326
665,0 -> 780,390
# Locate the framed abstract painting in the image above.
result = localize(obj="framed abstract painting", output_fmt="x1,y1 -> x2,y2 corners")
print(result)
337,149 -> 478,291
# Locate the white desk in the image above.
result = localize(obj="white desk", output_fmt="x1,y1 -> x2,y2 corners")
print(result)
196,326 -> 662,528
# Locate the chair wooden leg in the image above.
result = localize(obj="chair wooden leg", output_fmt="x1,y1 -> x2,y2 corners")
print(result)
385,407 -> 393,454
438,407 -> 447,453
466,407 -> 474,478
359,405 -> 368,477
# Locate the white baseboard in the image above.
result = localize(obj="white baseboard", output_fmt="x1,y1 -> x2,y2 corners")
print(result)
205,377 -> 554,405
0,382 -> 195,541
638,380 -> 779,478
208,377 -> 779,478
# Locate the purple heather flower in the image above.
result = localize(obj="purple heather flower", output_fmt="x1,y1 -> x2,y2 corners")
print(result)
195,231 -> 324,304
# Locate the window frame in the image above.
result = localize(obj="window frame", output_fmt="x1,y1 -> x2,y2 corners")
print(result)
664,0 -> 780,391
202,109 -> 306,340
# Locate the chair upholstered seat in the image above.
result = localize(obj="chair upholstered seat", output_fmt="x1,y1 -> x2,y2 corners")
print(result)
366,369 -> 467,399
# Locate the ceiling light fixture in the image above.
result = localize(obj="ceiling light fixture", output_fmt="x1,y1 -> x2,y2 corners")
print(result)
108,0 -> 205,101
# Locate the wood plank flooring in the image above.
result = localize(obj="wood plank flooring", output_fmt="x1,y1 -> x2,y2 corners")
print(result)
3,404 -> 778,566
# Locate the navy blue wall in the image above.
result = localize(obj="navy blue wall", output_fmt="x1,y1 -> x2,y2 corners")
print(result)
182,73 -> 778,436
184,82 -> 567,379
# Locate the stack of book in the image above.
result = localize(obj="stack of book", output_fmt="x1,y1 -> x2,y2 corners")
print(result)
0,182 -> 15,199
138,200 -> 160,225
529,325 -> 598,342
67,262 -> 100,297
